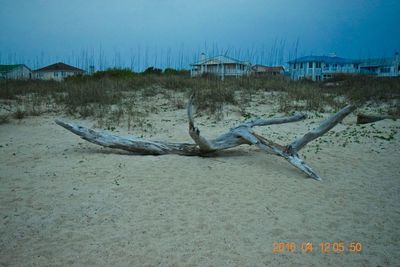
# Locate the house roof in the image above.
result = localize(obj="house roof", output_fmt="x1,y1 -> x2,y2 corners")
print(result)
34,62 -> 85,73
288,56 -> 359,64
0,64 -> 31,73
191,55 -> 250,66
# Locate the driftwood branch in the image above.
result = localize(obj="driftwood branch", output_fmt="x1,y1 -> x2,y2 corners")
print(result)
356,113 -> 396,124
55,119 -> 200,156
56,98 -> 355,181
287,104 -> 356,154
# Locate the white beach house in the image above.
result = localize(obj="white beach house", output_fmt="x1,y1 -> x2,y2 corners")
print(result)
288,55 -> 360,81
190,54 -> 251,79
0,64 -> 32,80
359,54 -> 400,77
288,53 -> 399,81
34,62 -> 85,81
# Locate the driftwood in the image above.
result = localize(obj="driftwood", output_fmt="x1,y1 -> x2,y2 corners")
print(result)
356,113 -> 395,124
56,97 -> 355,181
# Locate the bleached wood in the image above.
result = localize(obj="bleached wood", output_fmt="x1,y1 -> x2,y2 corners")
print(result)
186,95 -> 307,152
356,113 -> 395,124
287,104 -> 356,154
56,98 -> 355,181
240,113 -> 306,128
55,119 -> 200,156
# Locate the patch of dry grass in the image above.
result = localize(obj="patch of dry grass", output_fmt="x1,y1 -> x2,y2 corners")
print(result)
0,71 -> 399,127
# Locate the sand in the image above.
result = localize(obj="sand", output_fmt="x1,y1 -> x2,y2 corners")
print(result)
1,102 -> 400,266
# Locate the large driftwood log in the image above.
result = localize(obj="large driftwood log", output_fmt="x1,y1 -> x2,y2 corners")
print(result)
56,97 -> 355,181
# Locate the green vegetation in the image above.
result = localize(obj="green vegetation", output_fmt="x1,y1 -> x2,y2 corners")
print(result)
0,68 -> 399,127
143,67 -> 162,75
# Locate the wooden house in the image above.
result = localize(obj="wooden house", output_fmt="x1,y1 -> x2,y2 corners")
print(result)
190,54 -> 251,79
359,53 -> 400,77
288,55 -> 360,81
288,53 -> 399,81
34,62 -> 85,81
251,65 -> 284,76
0,64 -> 32,79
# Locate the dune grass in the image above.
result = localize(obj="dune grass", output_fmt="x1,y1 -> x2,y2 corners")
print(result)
0,69 -> 399,127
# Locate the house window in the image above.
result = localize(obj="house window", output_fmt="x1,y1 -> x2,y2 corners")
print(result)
309,62 -> 313,68
381,67 -> 391,73
353,64 -> 359,69
316,62 -> 321,68
300,63 -> 303,69
54,72 -> 58,77
293,64 -> 297,69
61,71 -> 65,77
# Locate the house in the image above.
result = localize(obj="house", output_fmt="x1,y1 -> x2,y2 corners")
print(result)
34,62 -> 85,81
190,54 -> 251,79
251,65 -> 284,76
288,55 -> 360,81
0,64 -> 32,80
288,53 -> 399,81
359,53 -> 399,77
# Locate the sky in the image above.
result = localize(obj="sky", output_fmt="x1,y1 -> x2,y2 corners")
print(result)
0,0 -> 399,70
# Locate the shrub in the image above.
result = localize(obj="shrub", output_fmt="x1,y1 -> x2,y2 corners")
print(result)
59,79 -> 123,116
192,82 -> 236,117
0,80 -> 63,99
143,67 -> 162,75
164,68 -> 190,76
92,68 -> 137,79
0,72 -> 398,121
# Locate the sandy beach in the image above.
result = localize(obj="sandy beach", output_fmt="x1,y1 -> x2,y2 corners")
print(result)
1,0 -> 399,265
1,102 -> 399,266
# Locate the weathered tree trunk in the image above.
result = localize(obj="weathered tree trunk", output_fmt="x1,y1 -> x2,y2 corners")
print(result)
56,97 -> 355,181
356,113 -> 395,124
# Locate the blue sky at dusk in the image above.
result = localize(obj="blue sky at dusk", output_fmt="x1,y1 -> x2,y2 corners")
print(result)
0,0 -> 399,70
